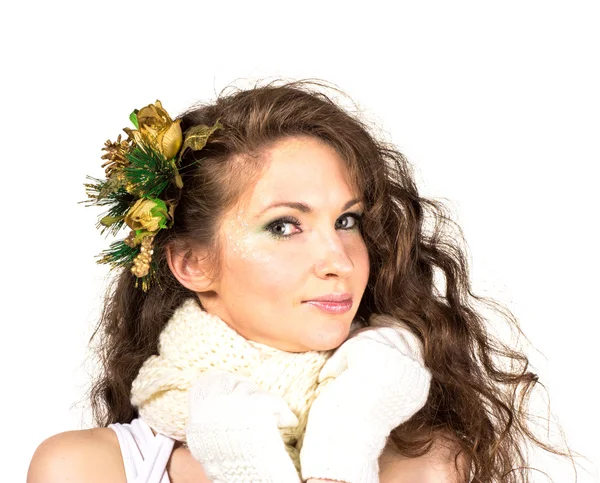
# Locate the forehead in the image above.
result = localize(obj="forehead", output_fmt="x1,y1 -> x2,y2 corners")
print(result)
241,136 -> 359,210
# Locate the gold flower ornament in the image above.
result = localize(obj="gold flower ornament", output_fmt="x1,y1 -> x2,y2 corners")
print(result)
85,100 -> 221,291
128,100 -> 183,160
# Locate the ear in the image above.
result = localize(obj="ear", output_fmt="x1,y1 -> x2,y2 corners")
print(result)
165,242 -> 216,293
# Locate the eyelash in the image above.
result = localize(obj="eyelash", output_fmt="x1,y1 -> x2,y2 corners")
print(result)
265,212 -> 363,240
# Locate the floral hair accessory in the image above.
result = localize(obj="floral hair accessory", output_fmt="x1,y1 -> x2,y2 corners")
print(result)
84,100 -> 221,291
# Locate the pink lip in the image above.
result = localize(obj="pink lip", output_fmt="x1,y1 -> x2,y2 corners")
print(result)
303,293 -> 353,314
305,300 -> 353,314
304,293 -> 352,302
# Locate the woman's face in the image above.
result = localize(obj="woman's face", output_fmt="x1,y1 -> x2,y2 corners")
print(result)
199,135 -> 370,352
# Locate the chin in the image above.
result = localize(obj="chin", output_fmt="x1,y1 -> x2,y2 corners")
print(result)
306,323 -> 352,351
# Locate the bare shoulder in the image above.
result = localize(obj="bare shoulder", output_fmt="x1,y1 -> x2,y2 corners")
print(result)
379,436 -> 469,483
27,427 -> 125,483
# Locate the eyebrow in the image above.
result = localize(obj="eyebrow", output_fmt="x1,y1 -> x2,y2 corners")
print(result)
258,198 -> 363,216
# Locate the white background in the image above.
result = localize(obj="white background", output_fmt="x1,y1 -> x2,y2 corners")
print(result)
1,1 -> 598,481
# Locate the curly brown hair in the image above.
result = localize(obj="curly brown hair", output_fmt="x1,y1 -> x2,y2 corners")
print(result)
89,80 -> 567,482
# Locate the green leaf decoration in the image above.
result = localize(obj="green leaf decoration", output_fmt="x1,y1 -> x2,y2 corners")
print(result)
124,144 -> 175,198
82,176 -> 135,236
100,215 -> 125,227
165,200 -> 177,228
97,240 -> 139,268
96,238 -> 159,292
149,198 -> 170,229
171,163 -> 183,189
87,105 -> 220,293
178,120 -> 222,162
132,229 -> 153,245
129,110 -> 139,129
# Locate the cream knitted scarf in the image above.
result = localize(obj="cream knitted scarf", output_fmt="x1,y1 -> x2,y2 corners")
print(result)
130,297 -> 336,468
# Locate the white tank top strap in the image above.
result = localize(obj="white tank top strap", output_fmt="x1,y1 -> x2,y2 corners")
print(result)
109,417 -> 175,483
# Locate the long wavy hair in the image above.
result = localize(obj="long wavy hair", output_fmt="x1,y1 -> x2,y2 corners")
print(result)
89,80 -> 567,482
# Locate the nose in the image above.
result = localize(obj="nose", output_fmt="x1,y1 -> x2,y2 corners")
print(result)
313,232 -> 354,279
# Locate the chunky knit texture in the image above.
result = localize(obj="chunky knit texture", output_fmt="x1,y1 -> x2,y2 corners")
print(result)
299,324 -> 432,483
130,298 -> 332,472
131,299 -> 431,481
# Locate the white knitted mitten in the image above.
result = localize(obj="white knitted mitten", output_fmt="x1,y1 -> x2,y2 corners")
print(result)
300,327 -> 432,483
186,369 -> 301,483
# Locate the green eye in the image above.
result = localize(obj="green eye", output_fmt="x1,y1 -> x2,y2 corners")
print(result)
265,212 -> 363,240
336,213 -> 362,230
265,216 -> 301,239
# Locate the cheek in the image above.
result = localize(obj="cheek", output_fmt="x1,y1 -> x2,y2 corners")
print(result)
226,243 -> 305,302
223,218 -> 302,300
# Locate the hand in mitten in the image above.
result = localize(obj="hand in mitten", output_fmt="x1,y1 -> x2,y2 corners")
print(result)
185,369 -> 301,483
300,326 -> 432,483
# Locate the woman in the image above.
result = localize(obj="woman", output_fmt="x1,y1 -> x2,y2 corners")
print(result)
28,81 -> 558,482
